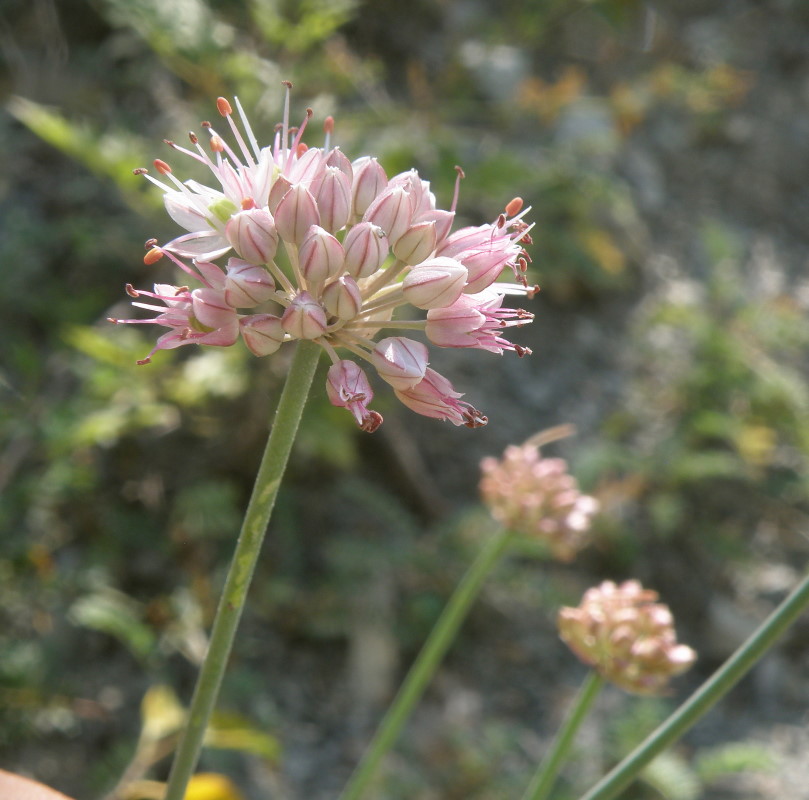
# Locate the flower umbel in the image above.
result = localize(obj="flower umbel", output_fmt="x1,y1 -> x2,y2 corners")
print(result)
557,580 -> 697,695
479,443 -> 598,560
111,85 -> 536,430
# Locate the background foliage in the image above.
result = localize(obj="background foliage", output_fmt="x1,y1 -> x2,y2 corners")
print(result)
2,0 -> 809,798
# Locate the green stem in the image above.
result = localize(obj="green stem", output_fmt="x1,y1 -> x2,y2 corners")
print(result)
578,568 -> 809,800
522,671 -> 604,800
338,527 -> 514,800
163,340 -> 321,800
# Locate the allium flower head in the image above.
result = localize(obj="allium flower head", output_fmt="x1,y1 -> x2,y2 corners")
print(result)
558,580 -> 697,695
479,443 -> 598,560
110,84 -> 537,431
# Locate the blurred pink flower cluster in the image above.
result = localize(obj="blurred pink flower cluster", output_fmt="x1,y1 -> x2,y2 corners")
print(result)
479,444 -> 599,560
558,580 -> 697,694
112,85 -> 536,431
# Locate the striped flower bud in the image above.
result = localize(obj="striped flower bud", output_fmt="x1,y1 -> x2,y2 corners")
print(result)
402,257 -> 467,310
240,313 -> 285,356
299,226 -> 344,290
371,337 -> 429,390
322,275 -> 362,320
393,220 -> 437,266
225,207 -> 278,264
224,259 -> 275,308
281,291 -> 328,339
343,222 -> 389,279
274,183 -> 321,244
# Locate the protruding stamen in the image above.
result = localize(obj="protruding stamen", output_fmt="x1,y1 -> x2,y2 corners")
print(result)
324,115 -> 334,150
210,136 -> 225,153
133,167 -> 148,175
281,81 -> 292,160
189,131 -> 199,144
217,97 -> 233,116
241,197 -> 256,210
125,284 -> 140,297
153,159 -> 172,175
144,238 -> 159,248
450,165 -> 465,213
234,96 -> 261,160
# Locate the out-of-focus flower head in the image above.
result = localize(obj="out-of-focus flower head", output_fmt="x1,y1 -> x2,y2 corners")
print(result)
479,437 -> 598,560
110,85 -> 537,432
558,580 -> 697,695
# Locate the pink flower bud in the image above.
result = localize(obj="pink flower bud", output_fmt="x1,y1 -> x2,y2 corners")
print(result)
326,360 -> 382,432
401,256 -> 467,310
419,209 -> 455,248
393,220 -> 437,265
371,336 -> 428,390
281,291 -> 328,339
191,287 -> 237,330
224,258 -> 275,307
299,226 -> 344,289
274,183 -> 321,244
352,156 -> 388,218
225,207 -> 278,264
394,368 -> 487,427
315,166 -> 352,233
322,275 -> 362,320
326,147 -> 353,180
240,313 -> 286,356
363,186 -> 414,245
343,222 -> 389,279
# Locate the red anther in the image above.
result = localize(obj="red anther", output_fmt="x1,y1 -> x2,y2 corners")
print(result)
136,357 -> 152,366
201,120 -> 211,128
274,122 -> 283,133
163,139 -> 176,148
463,409 -> 488,429
514,345 -> 532,357
282,80 -> 293,89
153,159 -> 172,174
505,196 -> 523,217
133,167 -> 148,175
296,142 -> 308,157
518,256 -> 528,272
210,136 -> 224,153
305,107 -> 313,118
125,284 -> 140,297
454,165 -> 466,179
189,131 -> 199,144
107,317 -> 120,324
241,197 -> 256,210
526,284 -> 541,299
324,116 -> 335,135
144,247 -> 165,265
360,411 -> 384,433
144,238 -> 158,248
519,232 -> 534,246
217,97 -> 233,116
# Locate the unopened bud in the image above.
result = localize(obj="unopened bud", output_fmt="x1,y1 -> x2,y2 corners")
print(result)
225,207 -> 279,264
315,166 -> 352,233
402,257 -> 467,310
343,222 -> 389,279
281,291 -> 327,339
299,226 -> 344,289
363,186 -> 414,245
371,337 -> 429,390
240,313 -> 285,356
322,275 -> 361,320
393,220 -> 437,266
224,259 -> 275,307
352,157 -> 388,218
274,184 -> 321,245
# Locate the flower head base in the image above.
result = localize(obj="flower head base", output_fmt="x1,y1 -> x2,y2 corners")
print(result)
558,580 -> 697,695
110,85 -> 537,430
479,444 -> 598,560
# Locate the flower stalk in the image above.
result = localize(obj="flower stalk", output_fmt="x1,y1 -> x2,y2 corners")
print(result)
338,527 -> 514,800
163,339 -> 321,800
577,567 -> 809,800
521,671 -> 604,800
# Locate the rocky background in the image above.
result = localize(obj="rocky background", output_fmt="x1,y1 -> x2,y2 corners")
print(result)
2,0 -> 809,798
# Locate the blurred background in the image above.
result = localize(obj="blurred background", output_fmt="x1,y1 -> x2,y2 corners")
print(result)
2,0 -> 809,798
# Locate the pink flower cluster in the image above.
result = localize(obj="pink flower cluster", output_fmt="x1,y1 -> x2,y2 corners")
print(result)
558,580 -> 697,695
479,444 -> 598,560
111,85 -> 536,431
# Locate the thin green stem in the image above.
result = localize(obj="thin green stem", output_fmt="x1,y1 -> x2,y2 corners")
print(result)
163,340 -> 321,800
338,527 -> 514,800
522,671 -> 604,800
578,568 -> 809,800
